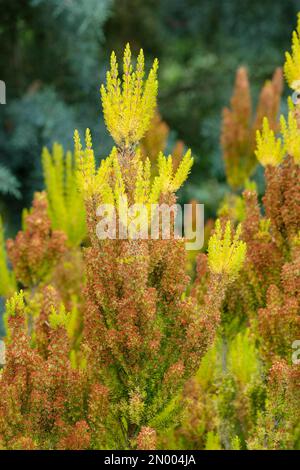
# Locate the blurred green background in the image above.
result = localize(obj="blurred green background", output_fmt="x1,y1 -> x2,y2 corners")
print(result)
0,0 -> 299,232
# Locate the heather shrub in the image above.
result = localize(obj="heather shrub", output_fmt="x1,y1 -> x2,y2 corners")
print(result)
0,44 -> 245,450
169,14 -> 300,450
0,12 -> 299,452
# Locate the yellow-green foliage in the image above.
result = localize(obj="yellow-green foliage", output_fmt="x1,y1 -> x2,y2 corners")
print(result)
74,128 -> 107,201
284,13 -> 300,89
75,45 -> 193,208
154,150 -> 194,196
3,290 -> 48,343
258,15 -> 300,167
4,290 -> 26,340
0,216 -> 16,297
227,330 -> 260,387
173,330 -> 262,450
42,143 -> 87,246
231,436 -> 241,450
208,220 -> 246,281
255,117 -> 285,167
48,302 -> 82,354
48,304 -> 70,330
280,110 -> 300,164
195,339 -> 219,389
100,43 -> 159,147
255,105 -> 300,166
205,431 -> 221,450
74,130 -> 193,206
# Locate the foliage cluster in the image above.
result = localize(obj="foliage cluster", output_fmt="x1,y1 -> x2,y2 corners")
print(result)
0,45 -> 245,449
0,11 -> 299,451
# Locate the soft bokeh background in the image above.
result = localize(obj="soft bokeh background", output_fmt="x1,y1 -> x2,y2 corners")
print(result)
0,0 -> 299,232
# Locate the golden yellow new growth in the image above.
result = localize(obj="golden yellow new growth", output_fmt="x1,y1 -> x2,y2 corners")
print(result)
75,45 -> 193,208
42,142 -> 87,246
74,128 -> 98,198
284,13 -> 300,90
149,150 -> 194,202
280,111 -> 300,164
0,216 -> 16,297
100,43 -> 159,148
208,220 -> 246,281
48,304 -> 70,330
255,117 -> 285,167
4,290 -> 26,340
75,128 -> 193,206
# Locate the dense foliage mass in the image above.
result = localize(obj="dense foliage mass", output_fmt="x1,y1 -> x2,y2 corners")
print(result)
0,8 -> 299,451
0,0 -> 299,225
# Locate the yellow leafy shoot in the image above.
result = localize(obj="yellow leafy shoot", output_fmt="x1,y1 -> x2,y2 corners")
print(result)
284,13 -> 300,90
280,111 -> 300,164
255,117 -> 285,167
149,150 -> 193,202
100,43 -> 159,147
74,128 -> 98,198
48,304 -> 70,330
208,220 -> 246,281
0,216 -> 16,297
170,149 -> 194,192
4,291 -> 26,340
75,123 -> 193,208
42,142 -> 87,246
